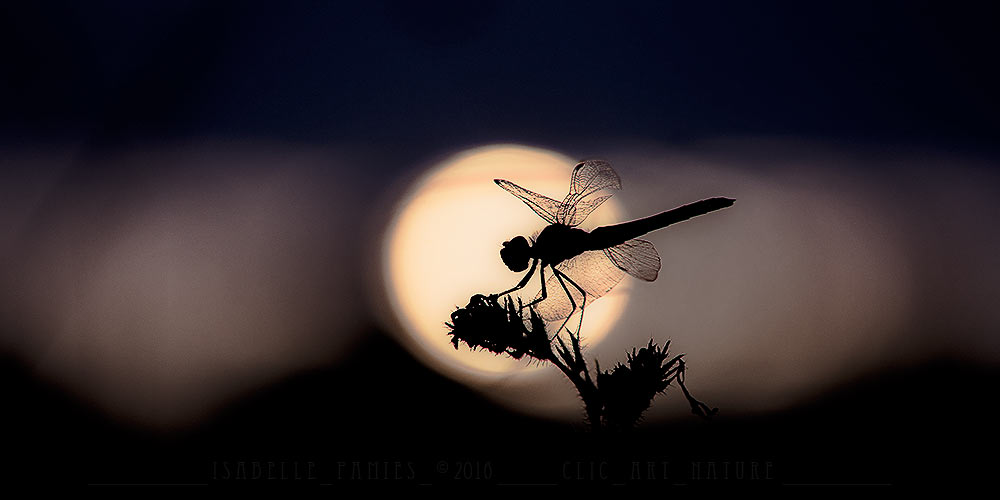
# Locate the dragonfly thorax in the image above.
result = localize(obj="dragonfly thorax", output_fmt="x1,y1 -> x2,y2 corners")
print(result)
530,224 -> 591,267
501,224 -> 593,272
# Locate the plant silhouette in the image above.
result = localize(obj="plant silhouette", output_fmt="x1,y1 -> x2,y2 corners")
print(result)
446,159 -> 730,431
447,294 -> 717,431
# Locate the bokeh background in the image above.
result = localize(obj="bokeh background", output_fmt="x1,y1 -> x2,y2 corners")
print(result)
2,0 -> 998,489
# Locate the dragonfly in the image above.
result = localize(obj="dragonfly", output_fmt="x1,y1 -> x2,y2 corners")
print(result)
494,159 -> 734,337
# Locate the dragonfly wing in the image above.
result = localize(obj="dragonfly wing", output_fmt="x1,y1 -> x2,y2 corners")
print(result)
569,160 -> 622,199
604,238 -> 660,281
494,179 -> 561,225
533,251 -> 626,321
559,160 -> 622,226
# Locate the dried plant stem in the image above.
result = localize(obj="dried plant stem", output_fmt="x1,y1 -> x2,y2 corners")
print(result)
446,294 -> 717,430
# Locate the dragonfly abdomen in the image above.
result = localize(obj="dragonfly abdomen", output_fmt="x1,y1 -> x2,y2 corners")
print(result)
587,197 -> 735,249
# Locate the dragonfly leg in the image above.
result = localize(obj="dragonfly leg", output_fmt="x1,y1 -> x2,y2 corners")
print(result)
522,264 -> 547,309
552,270 -> 578,339
560,272 -> 588,338
555,269 -> 592,380
496,258 -> 538,297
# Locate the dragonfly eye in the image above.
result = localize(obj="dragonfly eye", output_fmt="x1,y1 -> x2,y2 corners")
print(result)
500,236 -> 530,272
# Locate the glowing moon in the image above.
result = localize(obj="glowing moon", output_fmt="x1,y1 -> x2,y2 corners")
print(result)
383,145 -> 631,377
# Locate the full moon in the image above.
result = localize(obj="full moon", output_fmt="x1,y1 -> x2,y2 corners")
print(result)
383,145 -> 631,378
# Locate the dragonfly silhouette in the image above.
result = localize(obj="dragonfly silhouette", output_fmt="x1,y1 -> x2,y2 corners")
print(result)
494,160 -> 734,336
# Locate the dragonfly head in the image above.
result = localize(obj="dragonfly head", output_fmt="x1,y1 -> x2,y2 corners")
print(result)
500,236 -> 531,272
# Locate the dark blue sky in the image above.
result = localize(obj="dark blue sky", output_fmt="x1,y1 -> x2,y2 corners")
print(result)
2,1 -> 998,157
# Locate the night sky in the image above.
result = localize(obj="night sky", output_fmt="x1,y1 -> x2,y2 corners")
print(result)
2,0 -> 998,490
5,1 -> 998,150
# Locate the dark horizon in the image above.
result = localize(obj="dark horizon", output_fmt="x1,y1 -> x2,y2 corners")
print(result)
4,330 -> 995,487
